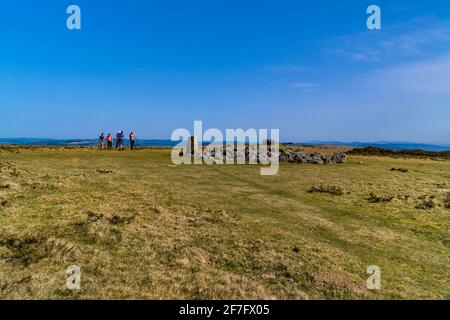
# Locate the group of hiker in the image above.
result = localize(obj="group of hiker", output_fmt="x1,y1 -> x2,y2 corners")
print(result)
98,131 -> 136,150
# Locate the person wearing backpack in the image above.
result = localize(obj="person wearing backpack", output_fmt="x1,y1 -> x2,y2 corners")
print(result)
116,131 -> 124,150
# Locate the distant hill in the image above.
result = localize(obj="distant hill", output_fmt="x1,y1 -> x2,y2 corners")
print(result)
0,138 -> 449,152
293,141 -> 450,152
348,146 -> 450,159
0,138 -> 178,147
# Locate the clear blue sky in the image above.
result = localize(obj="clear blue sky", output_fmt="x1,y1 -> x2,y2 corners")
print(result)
1,0 -> 450,143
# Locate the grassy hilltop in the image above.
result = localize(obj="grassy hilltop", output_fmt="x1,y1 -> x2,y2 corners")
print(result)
0,147 -> 449,299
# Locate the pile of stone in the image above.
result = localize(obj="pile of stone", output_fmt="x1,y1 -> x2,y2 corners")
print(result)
197,145 -> 346,165
200,145 -> 270,164
279,149 -> 347,164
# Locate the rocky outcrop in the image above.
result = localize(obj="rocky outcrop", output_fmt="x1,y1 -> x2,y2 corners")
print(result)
279,149 -> 347,164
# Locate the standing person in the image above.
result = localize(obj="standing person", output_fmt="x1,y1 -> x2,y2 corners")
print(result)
129,131 -> 136,150
106,134 -> 113,150
115,131 -> 121,149
116,131 -> 124,150
99,133 -> 105,149
119,131 -> 124,149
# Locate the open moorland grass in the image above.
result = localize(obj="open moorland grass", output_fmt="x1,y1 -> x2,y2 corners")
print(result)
0,147 -> 449,299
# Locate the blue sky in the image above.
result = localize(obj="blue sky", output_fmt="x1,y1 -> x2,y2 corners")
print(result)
1,0 -> 450,143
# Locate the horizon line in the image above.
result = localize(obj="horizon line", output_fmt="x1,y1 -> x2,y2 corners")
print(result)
0,137 -> 449,147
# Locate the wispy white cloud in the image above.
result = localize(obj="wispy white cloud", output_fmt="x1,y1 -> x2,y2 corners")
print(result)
364,53 -> 450,95
328,16 -> 450,62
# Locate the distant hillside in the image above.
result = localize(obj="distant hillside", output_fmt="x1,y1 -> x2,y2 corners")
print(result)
296,141 -> 450,152
348,146 -> 450,160
1,138 -> 449,152
0,138 -> 178,147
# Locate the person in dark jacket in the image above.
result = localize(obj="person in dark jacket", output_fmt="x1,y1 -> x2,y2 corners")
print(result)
115,131 -> 124,150
99,133 -> 105,149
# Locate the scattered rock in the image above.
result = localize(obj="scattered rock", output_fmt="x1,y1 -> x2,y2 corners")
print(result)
390,167 -> 409,173
444,193 -> 450,209
441,238 -> 450,248
0,235 -> 46,266
0,161 -> 20,177
415,196 -> 437,210
152,206 -> 165,214
109,214 -> 134,225
309,185 -> 344,196
25,182 -> 57,191
87,211 -> 104,223
367,193 -> 394,203
396,195 -> 411,202
97,169 -> 114,174
87,210 -> 134,226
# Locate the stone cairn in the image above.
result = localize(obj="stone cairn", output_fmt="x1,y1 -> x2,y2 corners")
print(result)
279,148 -> 347,164
195,142 -> 347,165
